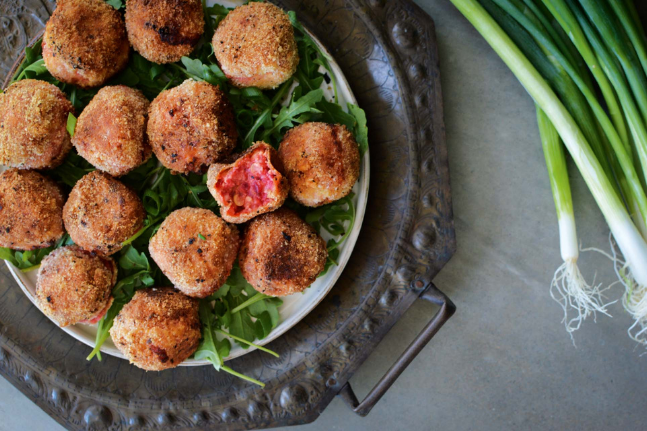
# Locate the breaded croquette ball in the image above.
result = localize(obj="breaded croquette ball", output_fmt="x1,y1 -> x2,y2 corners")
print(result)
207,142 -> 288,224
125,0 -> 204,64
42,0 -> 129,88
35,246 -> 117,327
63,171 -> 145,255
0,79 -> 73,169
239,208 -> 327,297
72,86 -> 151,176
147,80 -> 238,174
279,122 -> 360,207
213,2 -> 298,89
110,287 -> 200,370
0,169 -> 65,250
149,208 -> 239,298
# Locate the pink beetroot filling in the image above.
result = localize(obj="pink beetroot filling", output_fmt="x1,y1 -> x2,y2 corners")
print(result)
216,150 -> 277,217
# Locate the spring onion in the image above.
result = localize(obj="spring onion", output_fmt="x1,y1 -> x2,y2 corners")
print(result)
451,0 -> 647,343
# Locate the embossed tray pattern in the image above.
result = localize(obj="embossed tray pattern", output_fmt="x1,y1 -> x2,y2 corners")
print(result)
0,0 -> 455,429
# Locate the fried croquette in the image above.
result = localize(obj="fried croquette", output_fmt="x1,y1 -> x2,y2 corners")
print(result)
207,142 -> 288,224
110,287 -> 201,370
148,208 -> 239,298
42,0 -> 129,88
63,171 -> 145,255
239,208 -> 327,297
35,246 -> 117,327
147,79 -> 238,174
125,0 -> 204,64
278,122 -> 360,207
0,169 -> 65,250
72,86 -> 151,177
0,79 -> 73,169
213,2 -> 298,89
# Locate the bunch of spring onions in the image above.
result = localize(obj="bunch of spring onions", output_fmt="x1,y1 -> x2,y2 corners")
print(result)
449,0 -> 647,344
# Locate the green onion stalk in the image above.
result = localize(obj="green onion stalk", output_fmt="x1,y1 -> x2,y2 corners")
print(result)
537,107 -> 610,333
450,0 -> 647,343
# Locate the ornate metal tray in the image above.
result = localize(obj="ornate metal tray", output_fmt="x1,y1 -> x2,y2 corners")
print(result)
0,0 -> 456,429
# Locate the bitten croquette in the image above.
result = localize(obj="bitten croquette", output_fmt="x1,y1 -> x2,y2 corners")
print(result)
207,142 -> 289,224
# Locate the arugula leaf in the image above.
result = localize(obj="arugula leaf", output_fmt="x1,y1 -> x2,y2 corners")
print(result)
50,150 -> 95,187
119,246 -> 150,271
105,0 -> 123,9
66,113 -> 77,138
348,103 -> 369,156
194,299 -> 226,370
261,88 -> 323,142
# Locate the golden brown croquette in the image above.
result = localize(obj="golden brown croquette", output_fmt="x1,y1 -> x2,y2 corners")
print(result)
0,169 -> 65,250
147,80 -> 238,174
213,2 -> 298,89
207,142 -> 288,224
43,0 -> 129,88
72,86 -> 151,177
35,246 -> 117,327
125,0 -> 204,64
278,122 -> 360,207
0,79 -> 73,169
149,208 -> 239,298
239,208 -> 327,297
110,287 -> 201,370
63,171 -> 145,256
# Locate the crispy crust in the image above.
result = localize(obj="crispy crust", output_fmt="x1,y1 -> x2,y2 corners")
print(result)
206,142 -> 289,223
213,2 -> 298,89
63,171 -> 145,256
278,122 -> 360,207
0,169 -> 65,250
147,79 -> 238,174
43,0 -> 129,88
148,208 -> 239,298
239,208 -> 327,297
125,0 -> 204,64
110,287 -> 201,371
0,79 -> 73,169
73,86 -> 152,177
35,246 -> 117,327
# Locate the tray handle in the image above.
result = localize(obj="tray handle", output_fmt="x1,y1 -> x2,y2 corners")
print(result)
336,282 -> 456,416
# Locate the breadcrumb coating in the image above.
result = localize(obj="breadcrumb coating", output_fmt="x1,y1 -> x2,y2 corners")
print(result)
0,169 -> 65,250
36,246 -> 117,327
126,0 -> 204,64
147,80 -> 238,174
73,86 -> 151,177
278,122 -> 360,207
239,208 -> 327,296
213,2 -> 298,89
0,79 -> 73,169
43,0 -> 129,88
110,287 -> 201,370
149,208 -> 239,298
63,171 -> 145,256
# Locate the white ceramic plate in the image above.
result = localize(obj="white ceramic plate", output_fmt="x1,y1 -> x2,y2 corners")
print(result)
6,1 -> 369,366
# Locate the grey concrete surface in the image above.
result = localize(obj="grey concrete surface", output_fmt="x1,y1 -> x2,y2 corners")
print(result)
3,1 -> 647,430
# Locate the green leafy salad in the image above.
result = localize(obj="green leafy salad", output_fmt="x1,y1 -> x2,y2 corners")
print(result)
3,1 -> 368,386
